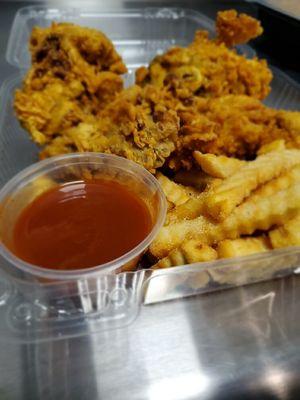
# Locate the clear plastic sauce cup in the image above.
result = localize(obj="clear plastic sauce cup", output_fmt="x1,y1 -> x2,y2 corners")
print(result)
0,153 -> 167,282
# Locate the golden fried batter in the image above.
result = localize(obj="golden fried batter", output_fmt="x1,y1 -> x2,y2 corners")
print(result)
14,16 -> 299,176
216,9 -> 263,47
40,85 -> 179,173
168,95 -> 300,169
28,22 -> 126,94
136,19 -> 272,101
15,23 -> 127,144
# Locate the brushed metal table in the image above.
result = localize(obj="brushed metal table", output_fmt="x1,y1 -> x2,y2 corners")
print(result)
0,2 -> 299,399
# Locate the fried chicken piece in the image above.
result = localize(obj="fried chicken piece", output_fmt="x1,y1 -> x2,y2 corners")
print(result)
216,9 -> 263,47
15,80 -> 94,145
168,95 -> 300,170
28,22 -> 126,95
15,23 -> 127,144
40,85 -> 180,173
136,15 -> 271,101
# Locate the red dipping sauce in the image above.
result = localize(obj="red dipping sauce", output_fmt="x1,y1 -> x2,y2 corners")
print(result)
12,179 -> 152,270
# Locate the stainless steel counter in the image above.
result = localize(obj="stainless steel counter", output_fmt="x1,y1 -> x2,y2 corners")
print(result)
1,275 -> 300,399
0,2 -> 300,399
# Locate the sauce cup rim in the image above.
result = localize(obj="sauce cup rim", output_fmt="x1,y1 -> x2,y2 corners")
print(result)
0,152 -> 167,280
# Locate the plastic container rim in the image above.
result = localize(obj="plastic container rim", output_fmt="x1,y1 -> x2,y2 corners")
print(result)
5,5 -> 217,69
0,152 -> 167,280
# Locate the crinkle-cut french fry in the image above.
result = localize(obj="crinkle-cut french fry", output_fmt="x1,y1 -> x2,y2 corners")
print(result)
258,139 -> 286,155
152,241 -> 217,269
204,149 -> 300,221
152,183 -> 300,258
168,164 -> 300,227
269,213 -> 300,248
217,237 -> 271,259
149,216 -> 218,258
166,196 -> 206,224
167,178 -> 222,224
219,183 -> 300,240
251,164 -> 300,198
174,169 -> 216,191
182,241 -> 217,263
156,172 -> 189,206
152,248 -> 186,269
193,151 -> 245,178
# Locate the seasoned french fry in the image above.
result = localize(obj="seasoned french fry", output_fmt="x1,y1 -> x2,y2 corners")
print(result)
204,149 -> 300,221
220,183 -> 300,239
217,237 -> 270,259
257,139 -> 286,155
166,196 -> 206,224
252,164 -> 300,198
151,183 -> 300,258
152,240 -> 217,269
182,241 -> 218,263
269,213 -> 300,248
167,177 -> 222,223
170,157 -> 300,224
150,216 -> 217,258
152,248 -> 186,269
193,151 -> 245,178
156,172 -> 189,206
174,169 -> 216,190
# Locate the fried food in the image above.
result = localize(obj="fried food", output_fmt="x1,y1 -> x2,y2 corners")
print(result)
217,237 -> 271,259
204,149 -> 300,221
216,9 -> 263,47
152,241 -> 217,269
151,182 -> 300,259
193,151 -> 245,178
257,139 -> 286,155
166,175 -> 222,223
269,213 -> 300,248
150,215 -> 217,258
15,22 -> 127,144
39,85 -> 179,172
150,147 -> 300,263
174,169 -> 216,190
168,95 -> 300,170
136,12 -> 272,101
219,180 -> 300,239
26,22 -> 126,95
156,172 -> 190,206
13,16 -> 300,274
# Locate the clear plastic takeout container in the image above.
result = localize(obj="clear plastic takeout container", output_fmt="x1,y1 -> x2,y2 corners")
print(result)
0,6 -> 299,342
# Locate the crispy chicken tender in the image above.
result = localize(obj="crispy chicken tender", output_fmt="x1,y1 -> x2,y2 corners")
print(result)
216,9 -> 263,47
168,95 -> 300,169
40,85 -> 180,172
15,23 -> 127,144
136,21 -> 272,101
